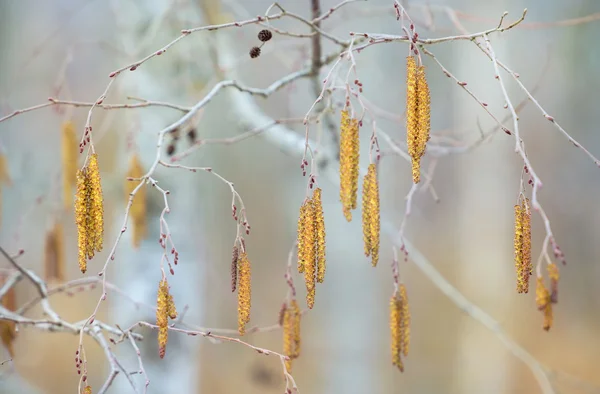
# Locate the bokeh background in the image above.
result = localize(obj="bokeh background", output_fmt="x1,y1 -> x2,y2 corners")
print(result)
0,0 -> 599,393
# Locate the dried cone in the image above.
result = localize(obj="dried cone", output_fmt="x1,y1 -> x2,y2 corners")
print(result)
313,188 -> 326,283
535,277 -> 553,331
44,221 -> 66,283
237,252 -> 252,335
62,121 -> 78,209
0,273 -> 17,357
361,164 -> 380,266
125,154 -> 147,249
339,110 -> 360,221
514,197 -> 532,293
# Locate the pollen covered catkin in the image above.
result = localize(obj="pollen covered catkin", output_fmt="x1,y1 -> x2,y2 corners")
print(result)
514,197 -> 532,293
61,121 -> 78,209
125,153 -> 147,248
237,252 -> 252,335
361,164 -> 380,267
339,110 -> 360,221
313,188 -> 326,283
406,57 -> 431,184
390,285 -> 410,372
302,198 -> 316,309
74,154 -> 104,274
282,299 -> 301,372
535,277 -> 553,331
157,279 -> 170,358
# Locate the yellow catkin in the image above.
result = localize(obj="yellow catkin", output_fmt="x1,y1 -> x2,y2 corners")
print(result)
547,263 -> 559,303
0,274 -> 16,358
44,221 -> 66,283
390,294 -> 403,372
87,154 -> 104,253
237,252 -> 252,335
514,198 -> 532,293
126,154 -> 147,248
75,169 -> 89,273
535,277 -> 552,331
367,164 -> 380,267
339,110 -> 360,221
415,65 -> 431,178
62,121 -> 78,209
82,386 -> 92,394
313,188 -> 326,283
282,299 -> 302,372
399,284 -> 410,357
361,167 -> 372,257
521,198 -> 532,292
302,198 -> 317,309
157,279 -> 170,358
297,203 -> 307,274
406,56 -> 420,183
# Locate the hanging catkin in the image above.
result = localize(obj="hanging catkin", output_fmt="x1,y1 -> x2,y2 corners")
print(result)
62,121 -> 78,209
339,110 -> 360,221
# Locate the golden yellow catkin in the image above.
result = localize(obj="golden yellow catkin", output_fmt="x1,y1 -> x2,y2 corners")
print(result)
361,167 -> 372,257
157,279 -> 170,358
82,386 -> 92,394
313,188 -> 326,283
415,65 -> 430,169
75,169 -> 89,273
514,198 -> 532,293
302,198 -> 317,309
406,56 -> 419,183
547,263 -> 559,303
361,164 -> 380,266
297,203 -> 307,274
282,299 -> 302,372
535,277 -> 552,331
126,154 -> 147,248
339,110 -> 360,221
237,252 -> 252,335
399,284 -> 410,357
87,154 -> 104,253
62,121 -> 78,209
44,221 -> 66,283
390,294 -> 403,372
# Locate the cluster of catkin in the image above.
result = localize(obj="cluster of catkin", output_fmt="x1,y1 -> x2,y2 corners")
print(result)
339,110 -> 360,221
406,56 -> 431,184
297,187 -> 326,309
74,154 -> 104,274
156,278 -> 178,358
362,164 -> 380,267
514,197 -> 532,293
62,120 -> 78,209
44,221 -> 66,283
0,273 -> 16,358
281,299 -> 301,372
232,246 -> 252,335
125,154 -> 147,248
536,263 -> 559,331
390,284 -> 410,372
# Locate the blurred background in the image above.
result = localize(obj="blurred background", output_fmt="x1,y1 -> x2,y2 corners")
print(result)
0,0 -> 599,393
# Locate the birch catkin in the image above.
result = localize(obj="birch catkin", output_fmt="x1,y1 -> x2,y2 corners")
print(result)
62,121 -> 78,209
237,252 -> 252,335
313,188 -> 326,283
514,197 -> 532,293
282,299 -> 302,372
339,110 -> 360,221
157,279 -> 170,358
406,57 -> 431,184
44,221 -> 66,283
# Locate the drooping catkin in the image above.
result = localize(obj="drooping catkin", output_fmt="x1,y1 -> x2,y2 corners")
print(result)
156,279 -> 170,358
0,273 -> 16,358
82,386 -> 92,394
514,198 -> 532,293
313,188 -> 326,283
390,294 -> 403,372
547,263 -> 559,303
62,121 -> 78,209
339,110 -> 360,221
74,154 -> 105,273
301,198 -> 316,309
399,284 -> 410,357
44,221 -> 66,283
406,57 -> 431,184
125,154 -> 147,248
237,252 -> 252,335
231,245 -> 239,293
297,203 -> 307,274
362,167 -> 372,257
535,277 -> 553,331
282,299 -> 302,372
367,164 -> 380,266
